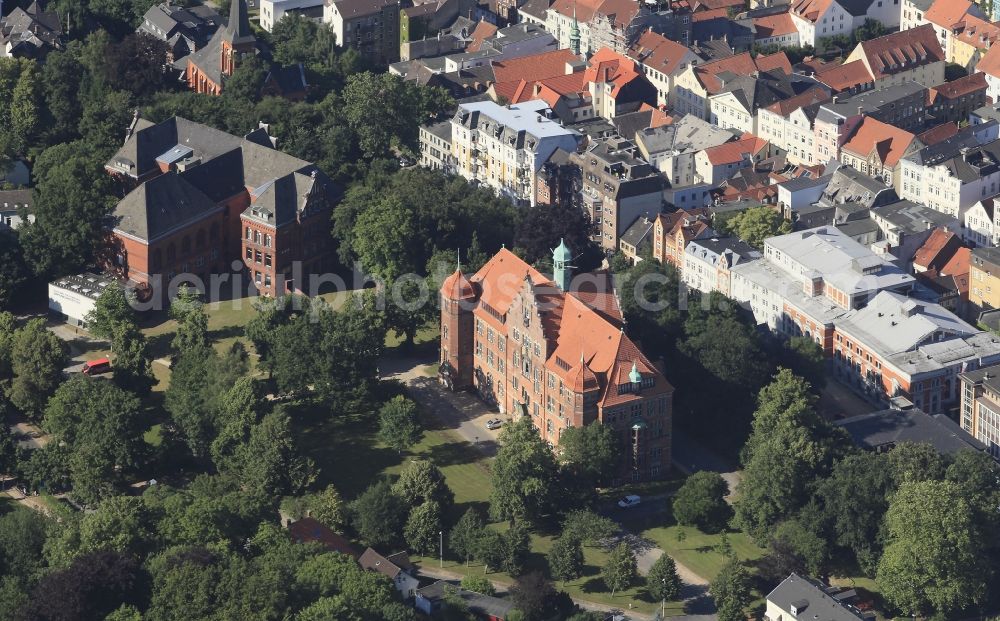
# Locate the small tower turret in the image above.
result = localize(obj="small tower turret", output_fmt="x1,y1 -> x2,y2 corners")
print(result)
569,4 -> 581,57
553,238 -> 572,291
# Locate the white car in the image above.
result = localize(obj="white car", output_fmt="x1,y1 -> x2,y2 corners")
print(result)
617,495 -> 641,508
485,418 -> 503,430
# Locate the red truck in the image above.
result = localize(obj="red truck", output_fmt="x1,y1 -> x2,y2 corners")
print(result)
82,358 -> 112,376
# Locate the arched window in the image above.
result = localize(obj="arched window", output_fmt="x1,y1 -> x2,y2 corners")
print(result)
166,243 -> 176,263
181,236 -> 192,255
196,229 -> 206,250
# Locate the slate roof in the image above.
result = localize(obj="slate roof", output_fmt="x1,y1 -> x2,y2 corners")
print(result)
112,172 -> 221,243
417,581 -> 514,619
766,574 -> 868,621
837,407 -> 986,454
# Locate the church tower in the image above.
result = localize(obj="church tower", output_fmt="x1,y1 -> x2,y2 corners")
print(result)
221,0 -> 256,77
569,5 -> 581,57
439,263 -> 477,390
553,238 -> 572,291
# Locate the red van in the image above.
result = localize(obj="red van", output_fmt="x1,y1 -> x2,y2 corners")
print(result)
82,358 -> 112,376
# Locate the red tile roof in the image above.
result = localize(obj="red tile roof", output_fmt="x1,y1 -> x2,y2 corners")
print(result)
288,518 -> 360,558
764,85 -> 830,116
549,0 -> 641,26
753,11 -> 797,38
491,49 -> 579,102
953,15 -> 1000,49
854,24 -> 945,80
812,59 -> 873,93
790,0 -> 833,22
583,47 -> 646,98
691,7 -> 729,21
917,122 -> 960,144
627,29 -> 694,77
930,72 -> 987,99
976,37 -> 1000,76
695,51 -> 791,93
841,117 -> 917,167
913,228 -> 961,271
466,20 -> 498,53
704,133 -> 769,165
925,0 -> 978,29
692,0 -> 745,10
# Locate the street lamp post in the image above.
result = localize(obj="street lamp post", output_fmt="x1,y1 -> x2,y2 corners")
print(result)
440,531 -> 444,568
661,578 -> 666,620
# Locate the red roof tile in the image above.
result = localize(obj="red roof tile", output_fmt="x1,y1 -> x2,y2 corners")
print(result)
491,48 -> 579,102
583,47 -> 646,98
812,59 -> 873,93
931,72 -> 987,99
627,30 -> 694,77
466,20 -> 498,53
841,117 -> 916,167
704,133 -> 769,165
925,0 -> 978,29
790,0 -> 833,22
854,24 -> 945,80
917,122 -> 960,144
764,85 -> 830,116
695,51 -> 791,93
754,11 -> 797,38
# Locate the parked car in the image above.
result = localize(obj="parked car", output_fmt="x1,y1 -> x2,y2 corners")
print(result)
617,495 -> 641,509
485,418 -> 503,430
82,358 -> 112,376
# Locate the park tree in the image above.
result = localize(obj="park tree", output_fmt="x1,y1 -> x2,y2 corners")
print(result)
78,496 -> 154,558
510,571 -> 573,621
602,542 -> 637,597
712,559 -> 752,621
780,336 -> 827,390
8,318 -> 68,419
383,276 -> 436,347
404,500 -> 442,556
22,550 -> 144,621
680,306 -> 771,393
169,286 -> 209,355
475,529 -> 505,574
223,55 -> 268,102
9,61 -> 41,155
460,574 -> 495,595
449,508 -> 484,565
877,479 -> 989,617
672,471 -> 731,534
815,451 -> 894,574
886,441 -> 947,485
498,521 -> 531,576
19,141 -> 117,277
85,285 -> 135,340
548,535 -> 584,583
43,376 -> 146,505
758,516 -> 830,586
716,205 -> 791,249
0,230 -> 27,310
490,416 -> 558,525
647,554 -> 682,603
307,485 -> 347,532
558,423 -> 619,487
513,201 -> 602,273
39,50 -> 84,145
392,459 -> 454,510
111,322 -> 155,395
378,396 -> 423,454
734,369 -> 848,543
0,506 -> 50,591
351,480 -> 407,548
561,510 -> 618,547
232,409 -> 316,497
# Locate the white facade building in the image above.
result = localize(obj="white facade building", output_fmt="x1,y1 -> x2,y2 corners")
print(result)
48,274 -> 121,327
260,0 -> 324,31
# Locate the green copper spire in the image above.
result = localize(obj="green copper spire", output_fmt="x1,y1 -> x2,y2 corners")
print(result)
569,3 -> 581,57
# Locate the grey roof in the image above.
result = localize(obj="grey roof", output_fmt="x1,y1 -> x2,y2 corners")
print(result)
49,273 -> 122,303
819,165 -> 897,208
331,0 -> 397,18
905,121 -> 997,167
417,580 -> 514,618
0,190 -> 32,210
245,171 -> 322,227
621,216 -> 655,247
424,119 -> 453,141
112,172 -> 221,242
972,245 -> 1000,270
872,200 -> 959,234
715,69 -> 818,112
224,0 -> 254,45
766,574 -> 867,621
837,407 -> 986,454
686,236 -> 761,267
836,217 -> 879,239
816,82 -> 926,123
836,290 -> 977,356
636,114 -> 735,156
185,29 -> 226,85
973,101 -> 1000,124
837,0 -> 876,16
613,109 -> 659,143
139,2 -> 221,49
780,174 -> 830,192
519,0 -> 552,19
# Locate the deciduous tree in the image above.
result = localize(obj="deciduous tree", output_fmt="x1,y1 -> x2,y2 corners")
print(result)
646,554 -> 682,602
8,318 -> 68,419
404,500 -> 442,555
490,416 -> 558,525
672,471 -> 731,534
378,396 -> 422,454
351,480 -> 406,548
711,558 -> 752,621
602,542 -> 636,596
548,535 -> 584,583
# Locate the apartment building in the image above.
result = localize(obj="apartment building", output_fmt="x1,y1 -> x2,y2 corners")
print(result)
970,245 -> 1000,311
260,0 -> 324,31
843,24 -> 945,89
899,132 -> 1000,218
682,237 -> 760,296
963,199 -> 1000,246
975,41 -> 1000,103
812,82 -> 927,166
869,199 -> 960,264
419,121 -> 453,170
671,52 -> 792,120
544,0 -> 650,56
694,134 -> 772,187
757,86 -> 831,166
730,226 -> 914,347
570,137 -> 664,251
708,69 -> 821,135
324,0 -> 400,65
918,0 -> 985,59
450,100 -> 581,205
626,30 -> 700,107
651,207 -> 715,267
833,291 -> 1000,413
959,362 -> 1000,457
927,73 -> 988,125
838,117 -> 919,189
439,246 -> 673,482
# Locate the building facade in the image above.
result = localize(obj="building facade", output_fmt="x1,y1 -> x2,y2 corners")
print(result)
439,246 -> 673,482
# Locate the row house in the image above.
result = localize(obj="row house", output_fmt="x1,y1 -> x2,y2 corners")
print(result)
651,207 -> 715,268
899,130 -> 1000,218
439,245 -> 674,482
671,51 -> 792,120
708,69 -> 823,136
974,37 -> 1000,102
694,134 -> 772,187
963,198 -> 1000,246
809,59 -> 875,96
569,137 -> 664,251
959,362 -> 1000,457
325,0 -> 400,65
843,24 -> 945,89
919,0 -> 986,61
103,117 -> 339,299
682,237 -> 761,296
927,73 -> 988,125
869,199 -> 960,264
450,100 -> 582,206
753,11 -> 800,48
626,30 -> 700,108
838,117 -> 919,189
833,291 -> 1000,414
756,86 -> 831,166
790,0 -> 900,49
970,245 -> 1000,312
812,81 -> 927,167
